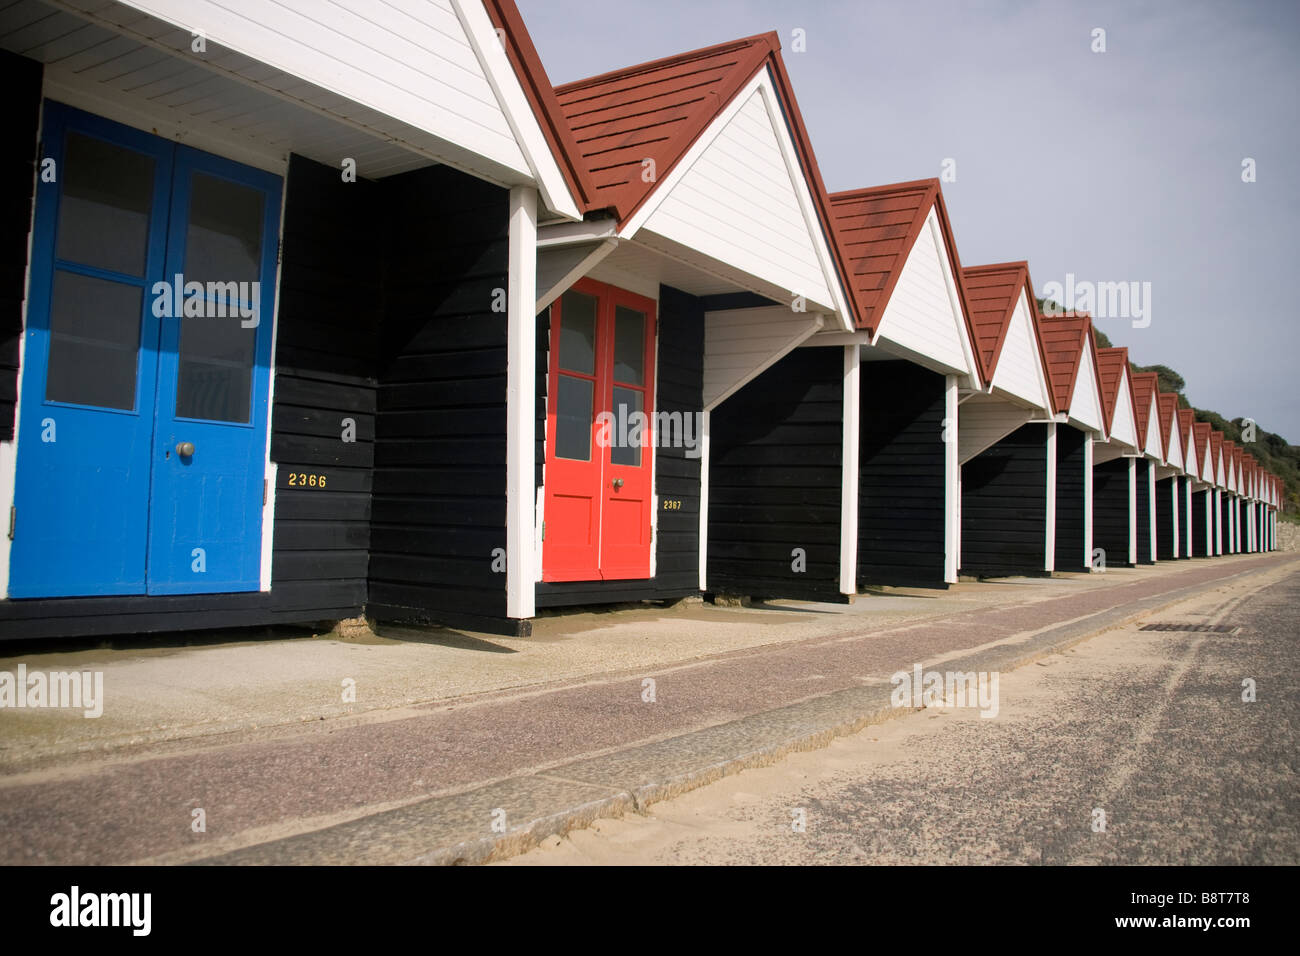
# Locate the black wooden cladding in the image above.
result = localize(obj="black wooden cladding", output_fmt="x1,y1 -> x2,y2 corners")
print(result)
1156,476 -> 1178,560
1091,458 -> 1132,568
1135,459 -> 1153,563
366,164 -> 511,632
857,361 -> 946,588
1054,425 -> 1088,572
960,423 -> 1047,577
0,52 -> 41,443
534,284 -> 704,608
1192,489 -> 1211,557
268,155 -> 381,622
707,346 -> 843,601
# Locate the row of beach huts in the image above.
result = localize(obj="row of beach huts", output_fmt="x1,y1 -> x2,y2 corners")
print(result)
0,0 -> 1281,639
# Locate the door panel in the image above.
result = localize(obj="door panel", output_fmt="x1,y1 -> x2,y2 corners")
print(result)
9,103 -> 279,599
9,107 -> 173,598
542,288 -> 603,580
542,280 -> 656,583
599,294 -> 655,579
147,147 -> 280,594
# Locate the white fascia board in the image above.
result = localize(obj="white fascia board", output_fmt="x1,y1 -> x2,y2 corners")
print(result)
619,68 -> 853,330
535,238 -> 618,313
452,0 -> 581,220
537,219 -> 619,248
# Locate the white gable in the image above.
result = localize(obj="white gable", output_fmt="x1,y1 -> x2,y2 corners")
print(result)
1067,345 -> 1103,432
991,291 -> 1052,412
875,207 -> 976,379
637,72 -> 843,318
1183,430 -> 1197,478
1108,372 -> 1138,448
1143,395 -> 1163,460
1165,416 -> 1184,470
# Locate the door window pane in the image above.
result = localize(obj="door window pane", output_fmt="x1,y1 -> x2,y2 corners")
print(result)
185,172 -> 265,298
45,271 -> 142,410
558,291 -> 597,374
176,314 -> 255,422
613,306 -> 645,385
55,133 -> 154,277
556,375 -> 593,461
611,386 -> 642,466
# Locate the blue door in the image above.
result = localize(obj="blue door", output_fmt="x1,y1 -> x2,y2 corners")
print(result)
9,104 -> 280,598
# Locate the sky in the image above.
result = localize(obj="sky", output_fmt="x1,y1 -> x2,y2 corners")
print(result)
518,0 -> 1300,440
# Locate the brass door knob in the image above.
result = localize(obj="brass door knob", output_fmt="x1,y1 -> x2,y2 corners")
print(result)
176,441 -> 195,457
612,478 -> 624,489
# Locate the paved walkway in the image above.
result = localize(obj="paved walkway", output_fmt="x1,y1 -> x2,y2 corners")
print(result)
0,553 -> 1292,864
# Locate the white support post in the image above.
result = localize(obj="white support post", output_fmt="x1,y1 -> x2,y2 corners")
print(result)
698,410 -> 711,591
1148,463 -> 1157,562
506,186 -> 537,621
1206,489 -> 1216,556
943,374 -> 959,584
839,347 -> 861,596
1185,479 -> 1194,557
1083,435 -> 1094,571
1127,457 -> 1137,565
1171,475 -> 1180,558
1045,423 -> 1057,572
1205,491 -> 1213,556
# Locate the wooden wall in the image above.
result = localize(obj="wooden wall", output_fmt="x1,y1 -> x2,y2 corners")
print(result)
366,165 -> 512,632
857,360 -> 946,588
1192,489 -> 1211,557
1092,458 -> 1131,568
708,347 -> 843,600
960,423 -> 1047,577
1054,426 -> 1088,572
1135,459 -> 1153,564
1156,476 -> 1177,560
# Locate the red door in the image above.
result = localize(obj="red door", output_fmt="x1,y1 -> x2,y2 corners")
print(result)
544,279 -> 656,582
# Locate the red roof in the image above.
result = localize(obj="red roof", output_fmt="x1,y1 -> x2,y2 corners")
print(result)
1094,346 -> 1131,434
1131,372 -> 1159,447
552,33 -> 775,222
828,180 -> 976,353
1156,393 -> 1180,461
1210,431 -> 1225,483
961,261 -> 1046,388
1036,312 -> 1098,416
